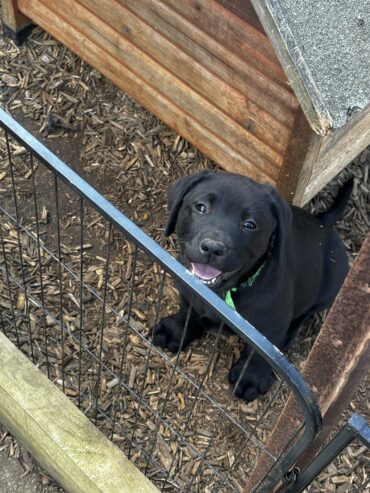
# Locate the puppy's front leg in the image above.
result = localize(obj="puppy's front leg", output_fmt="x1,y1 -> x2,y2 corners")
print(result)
152,295 -> 204,353
229,347 -> 274,402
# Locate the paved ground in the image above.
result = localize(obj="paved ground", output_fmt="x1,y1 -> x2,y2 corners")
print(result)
0,450 -> 41,493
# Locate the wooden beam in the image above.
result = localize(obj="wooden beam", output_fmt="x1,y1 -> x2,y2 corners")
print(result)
0,332 -> 159,493
1,0 -> 32,44
1,0 -> 29,30
277,107 -> 322,203
244,233 -> 370,492
216,0 -> 265,33
295,103 -> 370,205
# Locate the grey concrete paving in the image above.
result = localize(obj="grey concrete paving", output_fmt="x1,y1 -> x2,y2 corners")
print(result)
0,450 -> 41,493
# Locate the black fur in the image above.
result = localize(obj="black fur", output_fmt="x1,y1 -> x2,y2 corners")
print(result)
153,171 -> 351,402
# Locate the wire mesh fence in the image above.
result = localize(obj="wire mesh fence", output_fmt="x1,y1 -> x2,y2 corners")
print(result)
0,109 -> 323,492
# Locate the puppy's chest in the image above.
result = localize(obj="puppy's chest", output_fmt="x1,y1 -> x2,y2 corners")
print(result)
182,282 -> 258,326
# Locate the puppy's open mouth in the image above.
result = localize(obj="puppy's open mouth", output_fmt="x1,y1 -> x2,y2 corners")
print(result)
190,263 -> 223,286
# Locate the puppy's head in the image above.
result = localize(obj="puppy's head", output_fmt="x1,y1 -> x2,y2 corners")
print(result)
166,171 -> 292,288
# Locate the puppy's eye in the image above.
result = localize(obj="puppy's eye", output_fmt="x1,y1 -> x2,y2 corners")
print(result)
242,220 -> 257,231
194,203 -> 207,214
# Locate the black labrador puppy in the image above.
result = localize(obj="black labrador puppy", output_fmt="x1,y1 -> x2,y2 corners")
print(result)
153,171 -> 352,401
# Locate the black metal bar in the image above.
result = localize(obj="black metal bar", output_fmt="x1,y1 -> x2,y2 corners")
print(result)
0,210 -> 275,449
0,201 -> 281,491
7,253 -> 268,454
281,414 -> 370,493
232,348 -> 255,396
30,152 -> 50,378
0,307 -> 7,338
251,423 -> 305,493
78,197 -> 84,408
162,321 -> 225,491
110,244 -> 139,440
4,132 -> 33,354
54,175 -> 65,393
0,217 -> 20,346
230,378 -> 285,475
94,223 -> 113,424
0,109 -> 324,491
0,262 -> 238,485
184,407 -> 226,492
145,296 -> 195,474
127,269 -> 167,459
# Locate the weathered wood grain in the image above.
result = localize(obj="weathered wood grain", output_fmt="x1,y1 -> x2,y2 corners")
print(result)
149,0 -> 297,112
1,0 -> 30,31
162,0 -> 284,79
216,0 -> 265,33
80,0 -> 293,154
277,107 -> 321,203
0,331 -> 159,493
19,0 -> 293,182
297,103 -> 370,205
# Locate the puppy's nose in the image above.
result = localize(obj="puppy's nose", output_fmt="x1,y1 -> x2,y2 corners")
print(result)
200,238 -> 225,257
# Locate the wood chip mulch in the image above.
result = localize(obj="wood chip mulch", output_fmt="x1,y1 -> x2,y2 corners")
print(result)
0,12 -> 369,493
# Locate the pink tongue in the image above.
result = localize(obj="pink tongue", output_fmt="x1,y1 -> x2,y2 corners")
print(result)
191,263 -> 222,280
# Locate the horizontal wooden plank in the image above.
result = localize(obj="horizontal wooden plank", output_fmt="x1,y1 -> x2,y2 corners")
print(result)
164,0 -> 282,77
216,0 -> 265,33
18,0 -> 278,183
20,0 -> 285,179
134,0 -> 298,116
70,0 -> 284,170
0,332 -> 159,493
80,0 -> 291,153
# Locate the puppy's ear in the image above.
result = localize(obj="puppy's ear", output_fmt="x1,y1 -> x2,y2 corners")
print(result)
165,171 -> 212,236
268,187 -> 293,264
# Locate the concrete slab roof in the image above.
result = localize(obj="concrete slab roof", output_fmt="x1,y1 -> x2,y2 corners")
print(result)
251,0 -> 370,134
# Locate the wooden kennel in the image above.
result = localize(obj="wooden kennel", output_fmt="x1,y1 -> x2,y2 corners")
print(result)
2,0 -> 370,205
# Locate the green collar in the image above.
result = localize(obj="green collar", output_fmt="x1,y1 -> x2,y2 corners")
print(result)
224,261 -> 266,311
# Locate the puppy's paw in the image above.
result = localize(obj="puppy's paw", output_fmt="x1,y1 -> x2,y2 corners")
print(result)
229,357 -> 272,402
152,316 -> 189,353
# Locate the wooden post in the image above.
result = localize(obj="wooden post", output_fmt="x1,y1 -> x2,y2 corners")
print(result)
1,0 -> 33,44
279,102 -> 370,208
244,233 -> 370,492
293,103 -> 370,205
0,332 -> 159,493
277,107 -> 322,203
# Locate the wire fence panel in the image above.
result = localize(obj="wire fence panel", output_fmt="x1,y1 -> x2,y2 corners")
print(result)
0,109 -> 322,492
